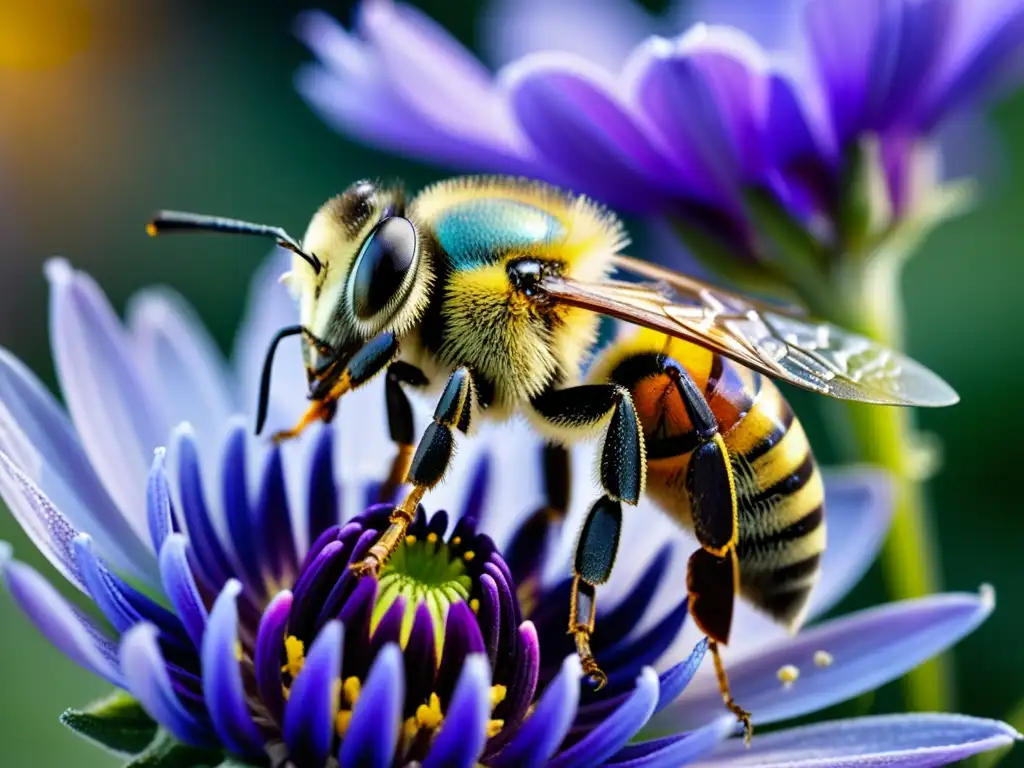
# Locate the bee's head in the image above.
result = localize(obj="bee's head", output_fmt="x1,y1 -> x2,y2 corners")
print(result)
291,180 -> 431,357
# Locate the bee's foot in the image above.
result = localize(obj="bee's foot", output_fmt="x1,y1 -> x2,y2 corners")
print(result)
349,555 -> 382,579
271,429 -> 300,445
729,705 -> 753,746
580,655 -> 607,691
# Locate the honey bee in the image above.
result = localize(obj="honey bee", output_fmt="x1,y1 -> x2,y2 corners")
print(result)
148,177 -> 957,738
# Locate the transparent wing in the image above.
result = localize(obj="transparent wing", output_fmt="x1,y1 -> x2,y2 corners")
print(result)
541,261 -> 959,407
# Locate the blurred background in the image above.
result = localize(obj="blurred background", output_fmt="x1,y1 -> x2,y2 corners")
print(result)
0,0 -> 1022,765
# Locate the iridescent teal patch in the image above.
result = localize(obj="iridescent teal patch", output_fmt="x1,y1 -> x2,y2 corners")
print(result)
434,198 -> 565,270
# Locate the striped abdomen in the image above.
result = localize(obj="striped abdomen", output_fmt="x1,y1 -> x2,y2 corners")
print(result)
596,329 -> 827,631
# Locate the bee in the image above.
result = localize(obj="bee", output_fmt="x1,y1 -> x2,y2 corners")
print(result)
148,176 -> 957,739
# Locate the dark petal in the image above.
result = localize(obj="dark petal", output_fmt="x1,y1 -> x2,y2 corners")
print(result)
159,534 -> 209,650
483,561 -> 519,675
74,534 -> 182,636
201,580 -> 265,759
764,72 -> 834,173
307,425 -> 341,544
404,602 -> 439,711
339,644 -> 404,768
255,590 -> 293,727
437,601 -> 487,706
486,552 -> 522,629
290,541 -> 349,642
255,447 -> 300,587
337,576 -> 378,681
284,620 -> 344,768
120,623 -> 218,747
146,449 -> 177,555
369,595 -> 407,656
597,597 -> 689,696
507,56 -> 675,211
1,553 -> 123,686
173,428 -> 233,590
302,524 -> 345,574
316,528 -> 379,629
484,621 -> 541,759
491,655 -> 581,768
423,655 -> 491,768
221,421 -> 263,595
477,573 -> 502,670
505,507 -> 557,588
426,508 -> 450,539
549,668 -> 659,768
460,454 -> 491,523
593,545 -> 671,653
605,715 -> 736,767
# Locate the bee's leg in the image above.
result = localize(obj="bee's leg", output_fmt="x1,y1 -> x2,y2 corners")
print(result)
530,384 -> 645,688
666,362 -> 752,743
507,443 -> 571,614
352,366 -> 476,577
378,361 -> 430,503
272,332 -> 399,443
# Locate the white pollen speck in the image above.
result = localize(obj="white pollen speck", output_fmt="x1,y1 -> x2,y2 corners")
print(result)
814,650 -> 834,668
777,664 -> 800,687
979,583 -> 996,609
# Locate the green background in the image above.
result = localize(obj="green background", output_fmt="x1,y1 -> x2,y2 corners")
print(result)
0,0 -> 1022,765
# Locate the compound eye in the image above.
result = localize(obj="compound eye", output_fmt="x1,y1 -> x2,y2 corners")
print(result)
351,216 -> 418,321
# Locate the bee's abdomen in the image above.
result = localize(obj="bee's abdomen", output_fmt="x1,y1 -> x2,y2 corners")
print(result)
726,373 -> 826,631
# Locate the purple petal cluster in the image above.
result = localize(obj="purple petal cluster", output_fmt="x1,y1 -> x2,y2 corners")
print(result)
298,0 -> 1024,261
0,256 -> 1017,766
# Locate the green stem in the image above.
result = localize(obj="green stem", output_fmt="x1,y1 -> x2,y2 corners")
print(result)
835,256 -> 953,713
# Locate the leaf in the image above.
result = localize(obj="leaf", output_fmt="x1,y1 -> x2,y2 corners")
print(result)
124,730 -> 226,768
60,690 -> 159,756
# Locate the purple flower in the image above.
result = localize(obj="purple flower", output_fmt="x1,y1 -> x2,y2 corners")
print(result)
297,0 -> 1024,272
0,255 -> 1017,766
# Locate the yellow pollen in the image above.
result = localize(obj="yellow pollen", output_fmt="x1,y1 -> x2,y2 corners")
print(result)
343,676 -> 362,707
814,650 -> 834,668
282,635 -> 306,679
470,598 -> 480,613
427,532 -> 439,543
463,551 -> 476,562
403,716 -> 420,743
490,685 -> 507,711
405,535 -> 417,545
146,222 -> 158,237
416,693 -> 444,730
777,664 -> 800,687
451,537 -> 462,547
487,719 -> 505,738
281,685 -> 290,701
335,710 -> 353,736
234,640 -> 244,662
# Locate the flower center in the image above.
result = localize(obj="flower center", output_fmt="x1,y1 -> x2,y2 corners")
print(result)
370,532 -> 474,658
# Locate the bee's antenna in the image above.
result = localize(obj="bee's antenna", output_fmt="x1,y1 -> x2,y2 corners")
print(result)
256,325 -> 306,436
147,210 -> 323,274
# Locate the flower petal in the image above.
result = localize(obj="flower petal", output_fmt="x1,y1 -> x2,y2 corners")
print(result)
0,347 -> 155,582
47,259 -> 168,539
607,715 -> 737,767
120,623 -> 215,747
423,654 -> 492,768
662,589 -> 995,731
159,533 -> 209,650
493,655 -> 582,768
339,643 -> 404,768
549,667 -> 659,768
284,620 -> 344,767
307,425 -> 340,545
255,445 -> 300,586
505,53 -> 675,210
147,448 -> 177,555
128,288 -> 234,453
201,580 -> 264,759
255,590 -> 293,726
689,713 -> 1020,767
1,554 -> 122,686
220,419 -> 264,594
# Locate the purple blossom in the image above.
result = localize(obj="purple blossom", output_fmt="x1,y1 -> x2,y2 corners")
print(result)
0,255 -> 1017,766
297,0 -> 1024,267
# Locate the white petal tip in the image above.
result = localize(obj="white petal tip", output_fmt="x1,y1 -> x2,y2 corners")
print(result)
979,583 -> 996,609
171,422 -> 196,440
43,258 -> 73,285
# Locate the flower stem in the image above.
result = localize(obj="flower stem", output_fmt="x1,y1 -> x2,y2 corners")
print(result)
836,257 -> 953,713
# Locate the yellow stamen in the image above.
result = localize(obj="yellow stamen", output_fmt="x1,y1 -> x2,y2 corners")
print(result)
403,716 -> 420,743
813,650 -> 834,668
405,535 -> 417,545
416,692 -> 444,730
463,551 -> 476,562
427,532 -> 439,544
777,664 -> 800,687
343,676 -> 362,707
490,685 -> 507,711
470,598 -> 480,613
282,635 -> 306,679
487,719 -> 505,738
451,537 -> 462,547
234,640 -> 244,662
335,710 -> 353,736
